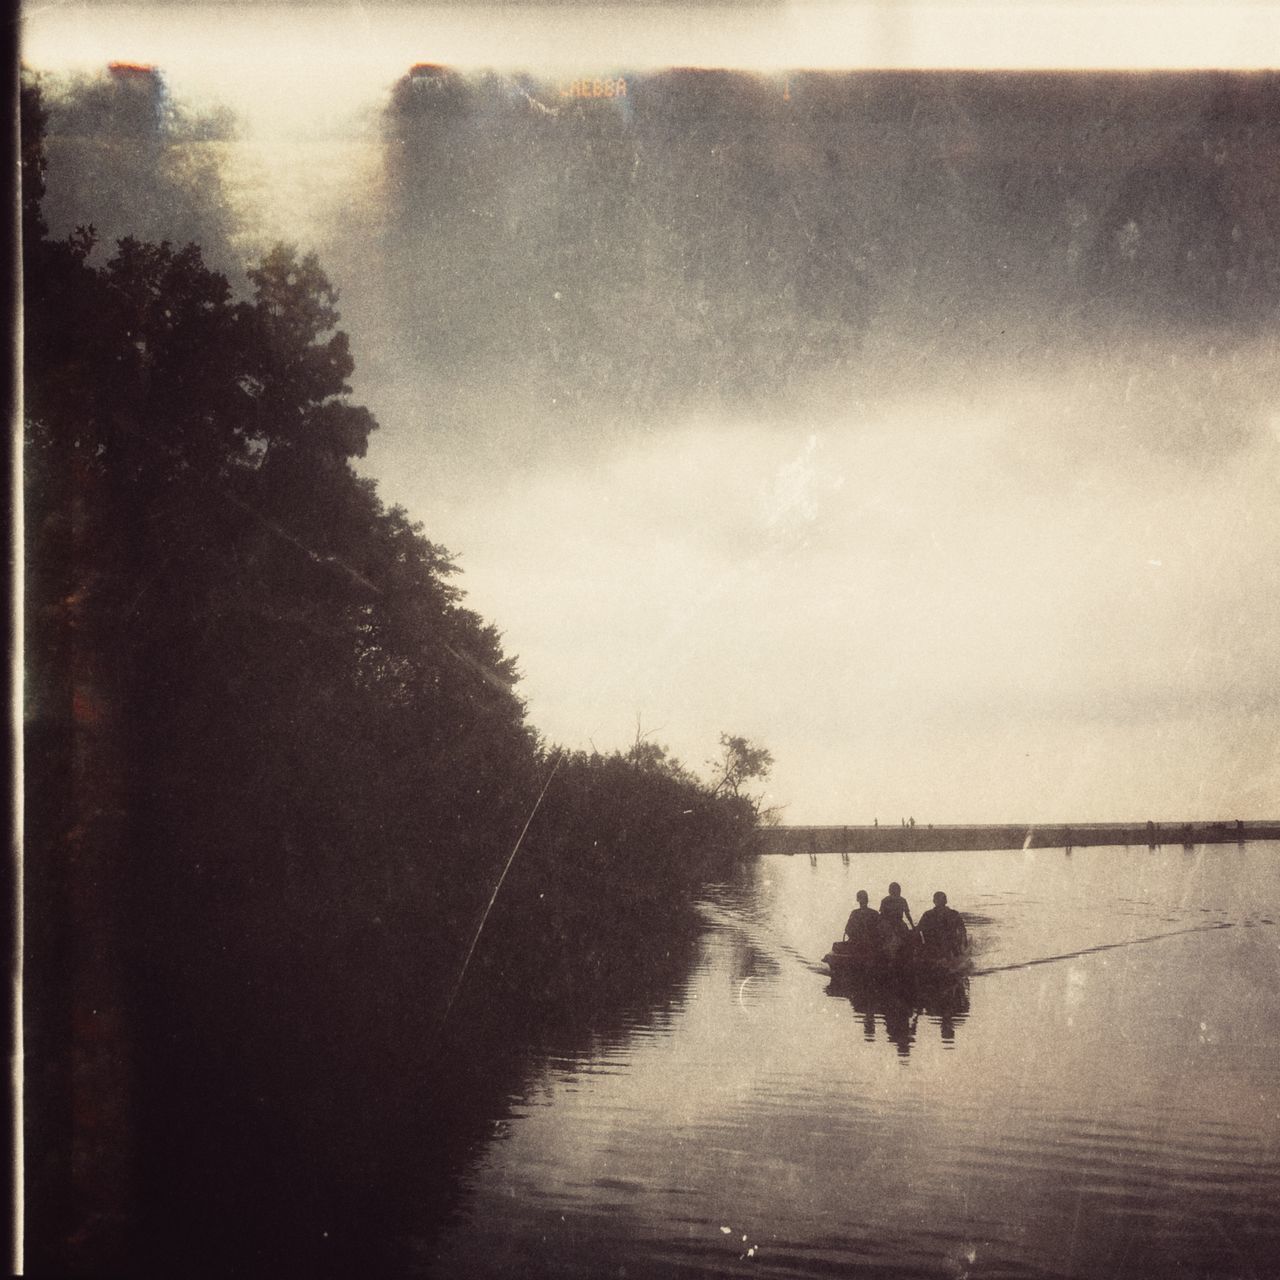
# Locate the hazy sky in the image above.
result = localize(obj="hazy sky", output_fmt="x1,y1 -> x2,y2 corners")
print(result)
23,4 -> 1280,822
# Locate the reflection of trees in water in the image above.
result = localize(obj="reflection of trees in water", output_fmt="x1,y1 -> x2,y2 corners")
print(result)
159,898 -> 713,1276
329,899 -> 714,1277
727,935 -> 783,988
830,973 -> 972,1059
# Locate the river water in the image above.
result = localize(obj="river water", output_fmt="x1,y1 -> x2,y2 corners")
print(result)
425,843 -> 1280,1279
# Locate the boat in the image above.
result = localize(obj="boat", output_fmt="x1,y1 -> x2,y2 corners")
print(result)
823,932 -> 971,984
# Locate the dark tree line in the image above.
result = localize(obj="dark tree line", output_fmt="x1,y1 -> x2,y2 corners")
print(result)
21,76 -> 764,1275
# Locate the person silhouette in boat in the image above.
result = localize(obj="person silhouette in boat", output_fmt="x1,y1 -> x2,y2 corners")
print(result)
877,882 -> 915,964
843,890 -> 882,957
879,882 -> 914,937
917,891 -> 968,959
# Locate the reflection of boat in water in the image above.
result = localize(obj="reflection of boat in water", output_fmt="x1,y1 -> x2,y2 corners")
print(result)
828,966 -> 972,1056
824,943 -> 972,1056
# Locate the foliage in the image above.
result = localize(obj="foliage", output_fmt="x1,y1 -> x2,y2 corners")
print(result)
475,743 -> 760,1013
708,731 -> 775,808
20,76 -> 50,250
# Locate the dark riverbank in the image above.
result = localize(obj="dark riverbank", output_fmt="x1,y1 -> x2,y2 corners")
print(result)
19,78 -> 764,1276
759,820 -> 1280,855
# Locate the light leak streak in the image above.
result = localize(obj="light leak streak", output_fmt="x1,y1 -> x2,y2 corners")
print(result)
22,4 -> 1280,107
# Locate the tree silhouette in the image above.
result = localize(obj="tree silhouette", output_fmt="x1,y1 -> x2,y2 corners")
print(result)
708,732 -> 775,806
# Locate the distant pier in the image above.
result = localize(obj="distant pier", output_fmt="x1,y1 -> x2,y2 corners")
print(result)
757,820 -> 1280,856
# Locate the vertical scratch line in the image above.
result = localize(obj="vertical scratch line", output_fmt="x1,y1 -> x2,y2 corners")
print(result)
438,749 -> 564,1034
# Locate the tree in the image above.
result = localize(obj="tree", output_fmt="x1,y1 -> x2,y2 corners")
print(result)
707,732 -> 774,807
22,75 -> 540,1269
624,715 -> 696,783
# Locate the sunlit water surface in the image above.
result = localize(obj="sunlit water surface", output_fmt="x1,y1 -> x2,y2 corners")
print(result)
433,844 -> 1280,1278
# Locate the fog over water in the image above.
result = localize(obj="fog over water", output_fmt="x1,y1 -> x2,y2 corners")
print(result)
24,8 -> 1280,821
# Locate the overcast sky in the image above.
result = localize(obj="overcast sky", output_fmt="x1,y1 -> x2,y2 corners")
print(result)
23,4 -> 1280,822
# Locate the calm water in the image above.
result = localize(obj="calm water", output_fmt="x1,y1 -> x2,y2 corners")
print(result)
428,844 -> 1280,1279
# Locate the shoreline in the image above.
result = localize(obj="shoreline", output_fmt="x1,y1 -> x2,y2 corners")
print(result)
758,820 -> 1280,855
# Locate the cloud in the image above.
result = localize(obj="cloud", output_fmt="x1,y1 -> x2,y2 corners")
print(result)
430,351 -> 1280,819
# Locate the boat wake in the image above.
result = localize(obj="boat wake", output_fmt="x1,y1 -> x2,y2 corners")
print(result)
971,920 -> 1241,977
698,898 -> 1264,985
